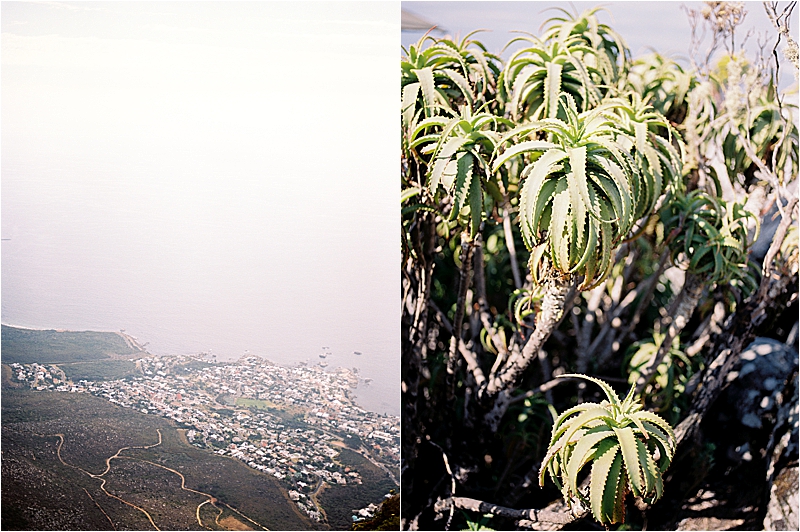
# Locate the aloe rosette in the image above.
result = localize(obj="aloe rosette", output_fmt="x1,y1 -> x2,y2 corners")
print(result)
538,7 -> 629,83
624,53 -> 694,123
493,94 -> 640,290
540,374 -> 676,524
598,93 -> 684,219
499,8 -> 628,122
499,33 -> 603,122
660,189 -> 758,290
402,32 -> 500,121
410,104 -> 507,236
632,190 -> 759,392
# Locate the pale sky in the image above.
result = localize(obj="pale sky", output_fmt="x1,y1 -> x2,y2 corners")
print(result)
2,2 -> 400,414
401,1 -> 796,89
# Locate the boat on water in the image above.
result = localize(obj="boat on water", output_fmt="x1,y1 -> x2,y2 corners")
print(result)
319,353 -> 327,358
354,351 -> 362,355
319,361 -> 329,368
363,378 -> 372,384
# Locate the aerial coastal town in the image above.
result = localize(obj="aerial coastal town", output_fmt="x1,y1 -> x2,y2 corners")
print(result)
8,354 -> 399,522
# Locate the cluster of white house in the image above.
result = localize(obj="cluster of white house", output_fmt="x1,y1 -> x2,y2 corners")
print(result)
9,355 -> 399,522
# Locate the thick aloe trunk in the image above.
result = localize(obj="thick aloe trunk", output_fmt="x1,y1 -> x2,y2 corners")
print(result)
483,274 -> 574,432
635,273 -> 704,394
486,276 -> 573,396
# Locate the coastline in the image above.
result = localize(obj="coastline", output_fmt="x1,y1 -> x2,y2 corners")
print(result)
2,324 -> 399,417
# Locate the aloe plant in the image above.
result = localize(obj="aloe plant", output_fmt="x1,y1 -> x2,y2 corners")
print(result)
402,32 -> 501,122
636,190 -> 758,392
539,7 -> 629,82
499,34 -> 601,121
485,93 -> 683,397
402,34 -> 505,238
624,53 -> 694,124
719,81 -> 798,186
661,190 -> 758,289
499,8 -> 628,121
540,374 -> 676,525
776,223 -> 798,275
409,104 -> 508,237
694,54 -> 799,190
493,93 -> 643,291
599,92 -> 685,219
626,333 -> 696,420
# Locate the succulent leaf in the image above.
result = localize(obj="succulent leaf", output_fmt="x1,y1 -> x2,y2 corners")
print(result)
541,374 -> 676,524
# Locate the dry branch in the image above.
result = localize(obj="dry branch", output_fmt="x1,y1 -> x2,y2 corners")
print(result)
435,497 -> 587,527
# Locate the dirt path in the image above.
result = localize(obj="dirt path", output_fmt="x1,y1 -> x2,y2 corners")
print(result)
122,457 -> 269,530
217,501 -> 271,531
83,487 -> 116,530
95,475 -> 161,530
120,457 -> 214,525
94,429 -> 163,477
32,428 -> 273,531
46,431 -> 162,530
196,499 -> 213,529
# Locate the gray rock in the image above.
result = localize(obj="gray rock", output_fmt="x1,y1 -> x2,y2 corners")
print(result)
764,466 -> 799,531
727,338 -> 798,430
764,372 -> 799,531
676,516 -> 745,530
751,182 -> 798,261
741,413 -> 762,429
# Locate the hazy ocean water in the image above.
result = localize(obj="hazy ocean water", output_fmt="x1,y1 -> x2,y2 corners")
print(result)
1,147 -> 400,417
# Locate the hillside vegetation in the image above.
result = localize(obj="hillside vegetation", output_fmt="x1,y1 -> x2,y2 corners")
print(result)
1,387 -> 317,531
1,325 -> 137,364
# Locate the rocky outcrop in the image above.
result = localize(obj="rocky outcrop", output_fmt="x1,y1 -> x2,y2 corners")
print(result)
726,338 -> 797,431
763,371 -> 798,531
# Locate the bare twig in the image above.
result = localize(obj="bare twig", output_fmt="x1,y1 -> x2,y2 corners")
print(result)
402,208 -> 438,505
537,349 -> 554,404
473,235 -> 510,363
507,376 -> 584,406
597,249 -> 670,369
764,1 -> 799,74
586,285 -> 640,363
447,233 -> 475,400
503,461 -> 542,508
685,301 -> 727,356
579,285 -> 606,356
429,300 -> 488,389
636,274 -> 704,394
502,203 -> 523,289
684,3 -> 747,75
731,127 -> 783,204
430,441 -> 457,531
759,197 -> 798,299
435,497 -> 587,526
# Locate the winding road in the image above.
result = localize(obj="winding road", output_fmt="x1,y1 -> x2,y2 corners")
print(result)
308,479 -> 329,524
